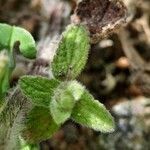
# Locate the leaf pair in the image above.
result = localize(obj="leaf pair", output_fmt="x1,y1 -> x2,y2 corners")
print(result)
19,76 -> 60,143
19,24 -> 115,143
19,76 -> 115,143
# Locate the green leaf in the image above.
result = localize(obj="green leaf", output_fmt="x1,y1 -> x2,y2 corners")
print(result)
66,80 -> 85,101
52,24 -> 90,80
0,23 -> 12,50
50,82 -> 75,125
22,106 -> 59,143
0,23 -> 37,58
19,76 -> 60,107
0,23 -> 37,96
10,26 -> 36,58
50,81 -> 85,125
50,89 -> 74,125
71,91 -> 115,133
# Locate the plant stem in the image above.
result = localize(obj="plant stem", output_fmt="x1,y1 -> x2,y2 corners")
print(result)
0,87 -> 30,150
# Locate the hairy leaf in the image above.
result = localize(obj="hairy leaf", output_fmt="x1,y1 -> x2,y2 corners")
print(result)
22,106 -> 59,143
50,89 -> 74,125
52,25 -> 90,80
71,91 -> 115,133
66,80 -> 85,101
19,76 -> 60,107
50,81 -> 85,125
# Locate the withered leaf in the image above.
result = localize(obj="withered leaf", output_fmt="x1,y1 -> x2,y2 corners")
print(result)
72,0 -> 127,43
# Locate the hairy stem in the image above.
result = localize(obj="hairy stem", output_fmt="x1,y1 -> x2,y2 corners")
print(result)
0,87 -> 30,150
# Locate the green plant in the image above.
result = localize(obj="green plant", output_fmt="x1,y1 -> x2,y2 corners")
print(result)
0,23 -> 36,98
19,25 -> 115,144
0,23 -> 115,149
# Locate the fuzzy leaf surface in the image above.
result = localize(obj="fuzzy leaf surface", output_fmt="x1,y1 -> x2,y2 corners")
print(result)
50,89 -> 74,125
19,76 -> 60,107
66,80 -> 85,101
71,91 -> 115,133
52,25 -> 90,80
22,106 -> 59,143
50,81 -> 85,125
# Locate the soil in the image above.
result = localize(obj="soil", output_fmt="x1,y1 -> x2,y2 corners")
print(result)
0,0 -> 149,150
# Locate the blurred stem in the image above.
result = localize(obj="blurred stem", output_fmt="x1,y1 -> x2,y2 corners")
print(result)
0,87 -> 30,150
1,47 -> 15,96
